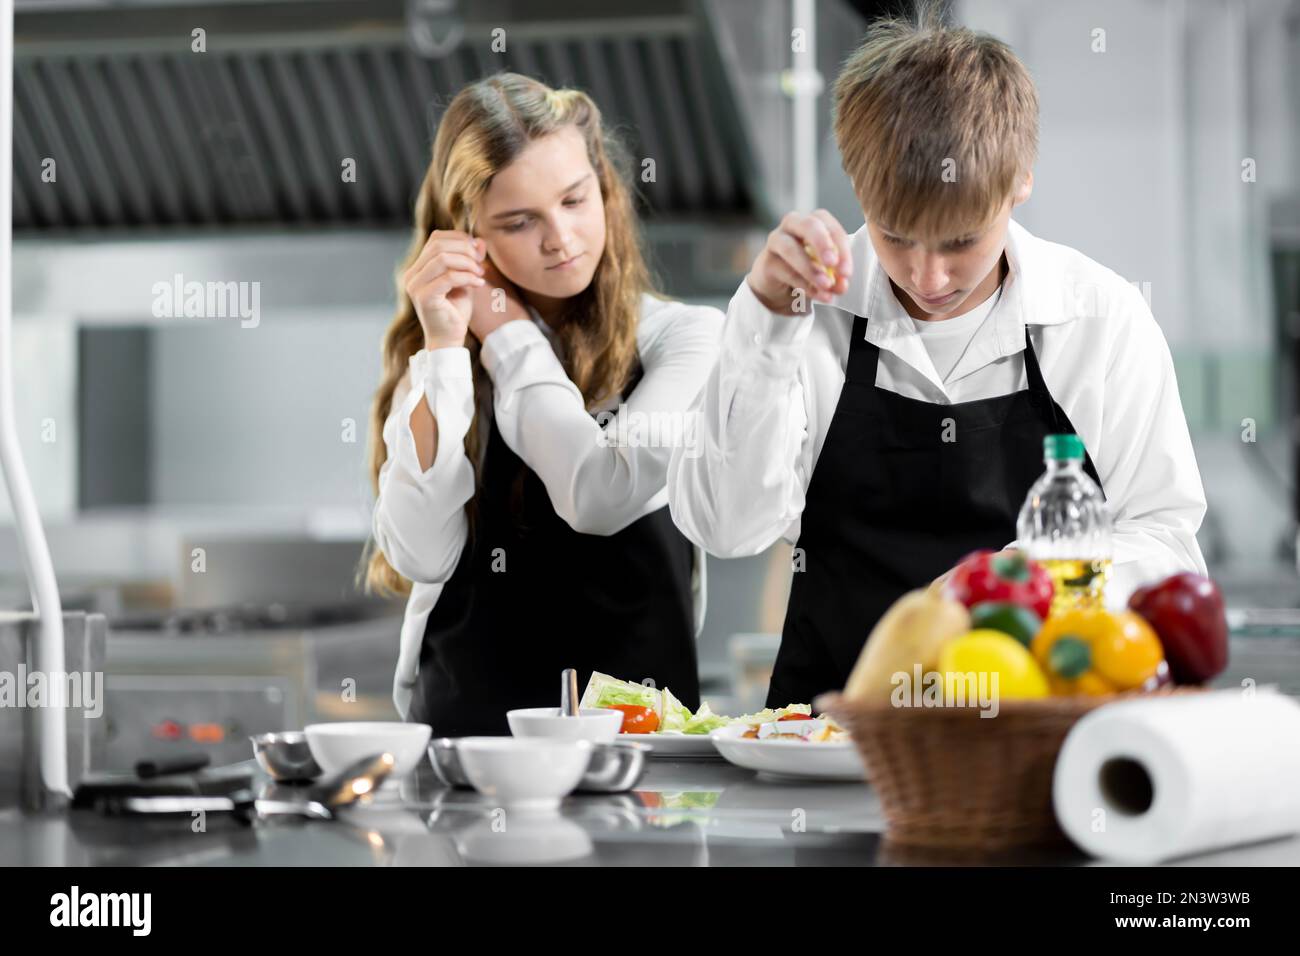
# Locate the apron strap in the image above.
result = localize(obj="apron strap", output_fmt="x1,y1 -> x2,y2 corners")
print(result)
1021,325 -> 1063,428
845,314 -> 879,386
1022,325 -> 1051,396
1020,324 -> 1104,498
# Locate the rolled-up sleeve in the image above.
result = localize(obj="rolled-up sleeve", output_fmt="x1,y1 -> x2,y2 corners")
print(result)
371,346 -> 476,584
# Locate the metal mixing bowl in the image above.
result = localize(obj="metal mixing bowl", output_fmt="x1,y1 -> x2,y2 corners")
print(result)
576,740 -> 650,793
429,737 -> 650,793
427,738 -> 473,789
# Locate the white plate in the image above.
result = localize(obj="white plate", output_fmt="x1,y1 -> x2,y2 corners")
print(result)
611,731 -> 719,757
708,724 -> 867,781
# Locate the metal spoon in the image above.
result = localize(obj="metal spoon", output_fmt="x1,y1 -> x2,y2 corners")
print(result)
561,668 -> 580,717
307,752 -> 397,810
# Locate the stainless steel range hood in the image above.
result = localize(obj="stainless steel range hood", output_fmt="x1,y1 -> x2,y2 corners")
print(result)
11,0 -> 766,234
9,0 -> 866,308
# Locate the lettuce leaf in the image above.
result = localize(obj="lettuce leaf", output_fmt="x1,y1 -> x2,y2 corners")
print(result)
728,702 -> 813,726
683,701 -> 732,734
581,671 -> 660,714
659,686 -> 692,732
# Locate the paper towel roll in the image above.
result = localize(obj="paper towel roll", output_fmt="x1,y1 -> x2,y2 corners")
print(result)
1053,687 -> 1300,864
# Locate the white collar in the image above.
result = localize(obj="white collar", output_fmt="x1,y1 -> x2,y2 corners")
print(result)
842,216 -> 1072,327
826,217 -> 1071,395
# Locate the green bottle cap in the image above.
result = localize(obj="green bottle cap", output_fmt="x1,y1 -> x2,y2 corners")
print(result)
1044,433 -> 1084,461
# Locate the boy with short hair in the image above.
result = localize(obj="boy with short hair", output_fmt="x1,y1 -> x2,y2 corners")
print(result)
668,8 -> 1207,707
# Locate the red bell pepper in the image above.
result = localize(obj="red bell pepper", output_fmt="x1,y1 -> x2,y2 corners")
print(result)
943,549 -> 1054,620
1127,572 -> 1228,684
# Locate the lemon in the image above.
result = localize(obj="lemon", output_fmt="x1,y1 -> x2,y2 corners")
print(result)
939,629 -> 1050,701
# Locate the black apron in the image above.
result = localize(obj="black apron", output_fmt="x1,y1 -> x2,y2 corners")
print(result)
768,310 -> 1104,708
410,365 -> 700,736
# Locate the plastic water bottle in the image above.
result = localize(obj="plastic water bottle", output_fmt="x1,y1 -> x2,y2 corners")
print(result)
1016,434 -> 1112,615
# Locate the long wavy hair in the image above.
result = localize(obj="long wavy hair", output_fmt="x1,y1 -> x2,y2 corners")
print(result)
359,72 -> 652,598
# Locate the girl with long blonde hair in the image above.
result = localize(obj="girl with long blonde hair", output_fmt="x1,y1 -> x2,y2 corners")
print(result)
363,73 -> 721,734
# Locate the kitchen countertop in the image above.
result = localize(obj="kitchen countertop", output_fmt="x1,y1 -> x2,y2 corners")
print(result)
4,756 -> 1300,866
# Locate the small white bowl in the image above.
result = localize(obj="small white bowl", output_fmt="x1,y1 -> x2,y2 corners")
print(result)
304,721 -> 432,787
506,707 -> 623,743
455,737 -> 593,810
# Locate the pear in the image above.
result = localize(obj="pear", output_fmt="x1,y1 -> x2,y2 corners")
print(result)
843,589 -> 972,703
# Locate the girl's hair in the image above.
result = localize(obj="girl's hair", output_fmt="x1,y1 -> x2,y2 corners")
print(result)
832,0 -> 1039,241
359,72 -> 652,598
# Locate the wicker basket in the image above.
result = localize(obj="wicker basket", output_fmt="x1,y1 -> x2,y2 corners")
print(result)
822,686 -> 1203,852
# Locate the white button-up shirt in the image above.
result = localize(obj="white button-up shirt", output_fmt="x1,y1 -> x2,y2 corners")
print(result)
373,294 -> 723,718
667,218 -> 1208,610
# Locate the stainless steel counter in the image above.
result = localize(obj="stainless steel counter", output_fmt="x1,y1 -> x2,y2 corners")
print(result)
4,756 -> 1300,867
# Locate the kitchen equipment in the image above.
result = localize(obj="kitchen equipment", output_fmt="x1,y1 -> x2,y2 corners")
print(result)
1054,687 -> 1300,863
575,741 -> 650,793
121,792 -> 333,822
250,731 -> 322,783
506,706 -> 623,742
429,737 -> 651,794
307,752 -> 397,809
101,598 -> 400,771
71,763 -> 254,810
560,667 -> 579,717
72,764 -> 252,806
823,685 -> 1204,851
117,752 -> 395,824
134,753 -> 209,778
2,0 -> 73,804
455,737 -> 592,810
0,611 -> 108,810
427,738 -> 472,789
304,721 -> 430,787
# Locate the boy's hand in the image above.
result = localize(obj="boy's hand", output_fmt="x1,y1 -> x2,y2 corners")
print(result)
746,210 -> 853,315
927,547 -> 1022,597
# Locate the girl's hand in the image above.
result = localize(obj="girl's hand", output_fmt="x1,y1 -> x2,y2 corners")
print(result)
468,255 -> 531,342
403,230 -> 486,349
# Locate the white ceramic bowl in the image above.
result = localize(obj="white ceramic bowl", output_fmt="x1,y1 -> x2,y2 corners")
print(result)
455,737 -> 593,810
304,721 -> 432,786
506,706 -> 623,743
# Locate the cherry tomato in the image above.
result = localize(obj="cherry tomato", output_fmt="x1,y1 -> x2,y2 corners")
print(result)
611,704 -> 660,734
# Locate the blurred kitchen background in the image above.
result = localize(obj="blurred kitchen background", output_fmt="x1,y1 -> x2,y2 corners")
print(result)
2,0 -> 1299,771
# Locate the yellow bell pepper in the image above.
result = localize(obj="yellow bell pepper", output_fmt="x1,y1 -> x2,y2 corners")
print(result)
1030,608 -> 1164,695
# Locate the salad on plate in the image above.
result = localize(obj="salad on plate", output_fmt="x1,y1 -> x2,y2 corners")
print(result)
579,671 -> 842,740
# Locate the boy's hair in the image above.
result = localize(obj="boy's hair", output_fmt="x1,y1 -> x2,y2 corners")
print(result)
832,1 -> 1038,241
